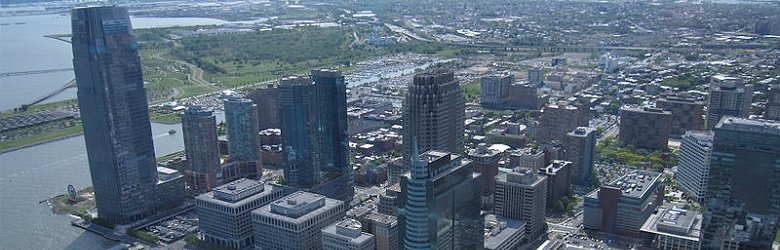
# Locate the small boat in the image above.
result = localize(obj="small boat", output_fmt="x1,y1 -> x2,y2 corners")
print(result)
168,129 -> 176,134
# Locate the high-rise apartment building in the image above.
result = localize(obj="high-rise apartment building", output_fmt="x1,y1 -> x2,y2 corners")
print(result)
278,70 -> 352,200
705,75 -> 753,129
71,6 -> 159,224
195,179 -> 286,249
584,170 -> 664,237
494,167 -> 548,240
393,71 -> 465,183
701,117 -> 780,249
536,104 -> 589,144
528,67 -> 543,86
321,219 -> 376,250
246,85 -> 280,130
183,105 -> 222,195
252,191 -> 347,250
467,145 -> 501,209
224,96 -> 261,163
765,84 -> 780,121
398,150 -> 482,249
675,130 -> 713,203
564,127 -> 596,185
619,107 -> 672,150
656,96 -> 704,137
480,72 -> 512,108
539,160 -> 572,209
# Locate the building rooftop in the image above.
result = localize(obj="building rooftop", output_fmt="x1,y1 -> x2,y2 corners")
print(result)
640,206 -> 702,241
253,191 -> 344,223
157,167 -> 181,182
484,214 -> 526,250
497,167 -> 545,186
322,218 -> 374,244
716,117 -> 780,136
211,178 -> 265,202
603,170 -> 662,199
468,144 -> 500,158
568,127 -> 595,137
196,181 -> 281,208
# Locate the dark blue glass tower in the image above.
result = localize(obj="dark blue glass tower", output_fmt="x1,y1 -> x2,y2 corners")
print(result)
279,69 -> 352,200
71,6 -> 158,224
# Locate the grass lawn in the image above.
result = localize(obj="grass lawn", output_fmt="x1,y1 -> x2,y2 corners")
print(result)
150,112 -> 182,124
776,228 -> 779,243
0,124 -> 83,152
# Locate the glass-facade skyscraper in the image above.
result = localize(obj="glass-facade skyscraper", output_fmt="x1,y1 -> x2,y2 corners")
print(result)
71,6 -> 158,224
398,150 -> 483,249
279,69 -> 352,201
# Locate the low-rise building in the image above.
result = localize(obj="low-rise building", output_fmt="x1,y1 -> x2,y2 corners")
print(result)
640,206 -> 702,250
195,179 -> 287,249
483,214 -> 526,250
584,170 -> 664,237
322,218 -> 376,250
252,191 -> 347,250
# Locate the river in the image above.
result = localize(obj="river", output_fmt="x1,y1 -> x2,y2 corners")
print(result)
0,14 -> 228,112
0,13 -> 228,250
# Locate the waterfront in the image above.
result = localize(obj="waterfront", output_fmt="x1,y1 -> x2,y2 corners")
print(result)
0,14 -> 228,111
0,13 -> 229,249
0,122 -> 186,249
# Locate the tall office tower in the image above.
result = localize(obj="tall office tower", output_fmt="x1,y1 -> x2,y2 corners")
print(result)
398,150 -> 482,249
225,96 -> 261,163
481,72 -> 512,108
279,70 -> 352,200
71,6 -> 158,224
321,219 -> 376,250
536,104 -> 589,144
394,71 -> 465,183
252,191 -> 347,250
619,107 -> 672,150
583,170 -> 664,237
509,147 -> 546,171
656,96 -> 704,137
705,75 -> 753,129
528,67 -> 543,86
564,127 -> 595,185
183,105 -> 222,195
246,85 -> 280,130
675,130 -> 713,203
195,179 -> 286,249
765,84 -> 780,120
539,160 -> 572,209
494,167 -> 548,240
467,145 -> 501,209
702,117 -> 780,249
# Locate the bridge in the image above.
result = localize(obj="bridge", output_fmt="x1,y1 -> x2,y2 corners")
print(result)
0,68 -> 73,78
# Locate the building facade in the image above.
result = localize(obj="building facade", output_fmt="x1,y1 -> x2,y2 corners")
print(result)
395,71 -> 465,184
252,191 -> 347,250
480,72 -> 512,109
509,147 -> 546,172
656,96 -> 705,137
183,105 -> 222,195
321,219 -> 376,250
278,70 -> 352,201
246,85 -> 280,130
640,206 -> 702,250
705,75 -> 753,129
195,179 -> 286,249
494,167 -> 547,240
224,96 -> 261,164
398,150 -> 483,249
539,160 -> 572,209
676,130 -> 713,203
536,104 -> 589,144
765,84 -> 780,121
619,107 -> 672,150
564,127 -> 596,185
702,117 -> 780,249
71,6 -> 159,224
484,214 -> 527,250
466,144 -> 501,209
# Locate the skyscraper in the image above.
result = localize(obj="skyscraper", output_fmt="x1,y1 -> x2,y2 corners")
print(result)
246,85 -> 280,130
279,70 -> 352,200
393,71 -> 465,183
494,167 -> 547,240
183,105 -> 222,195
480,72 -> 512,109
224,96 -> 261,163
398,150 -> 482,249
565,127 -> 596,185
71,6 -> 158,224
705,75 -> 753,129
676,130 -> 713,203
702,117 -> 780,249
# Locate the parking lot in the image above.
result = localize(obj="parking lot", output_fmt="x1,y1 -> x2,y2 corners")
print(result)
143,215 -> 198,243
